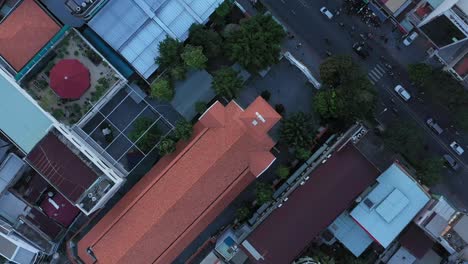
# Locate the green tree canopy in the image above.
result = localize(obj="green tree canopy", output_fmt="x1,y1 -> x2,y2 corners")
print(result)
383,121 -> 424,164
276,165 -> 290,180
188,24 -> 223,58
408,63 -> 432,86
129,117 -> 161,153
158,138 -> 176,155
150,78 -> 174,101
181,45 -> 208,70
236,206 -> 250,222
295,147 -> 311,161
225,14 -> 285,72
416,157 -> 443,186
156,37 -> 183,69
279,112 -> 317,149
174,119 -> 193,141
255,182 -> 273,204
314,56 -> 376,124
211,67 -> 244,98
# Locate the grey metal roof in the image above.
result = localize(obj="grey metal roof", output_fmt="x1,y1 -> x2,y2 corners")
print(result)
89,0 -> 222,78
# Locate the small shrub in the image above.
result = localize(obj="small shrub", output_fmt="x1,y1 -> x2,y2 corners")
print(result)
276,165 -> 290,180
52,108 -> 65,120
236,206 -> 251,222
174,120 -> 193,141
255,182 -> 273,204
158,138 -> 176,156
295,147 -> 311,161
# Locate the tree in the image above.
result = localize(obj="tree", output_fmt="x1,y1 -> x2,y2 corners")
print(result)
416,157 -> 443,186
319,56 -> 360,87
188,24 -> 223,58
280,112 -> 317,148
129,117 -> 161,153
255,182 -> 273,204
225,14 -> 285,72
408,63 -> 432,86
295,147 -> 311,161
314,56 -> 376,124
181,45 -> 207,70
212,67 -> 244,98
156,37 -> 183,69
174,119 -> 193,141
150,78 -> 174,101
158,138 -> 176,155
213,0 -> 233,26
236,206 -> 250,221
383,121 -> 424,164
170,65 -> 187,81
276,165 -> 290,180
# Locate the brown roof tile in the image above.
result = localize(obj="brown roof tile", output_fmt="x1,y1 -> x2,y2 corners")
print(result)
245,144 -> 380,264
0,0 -> 60,71
77,97 -> 280,264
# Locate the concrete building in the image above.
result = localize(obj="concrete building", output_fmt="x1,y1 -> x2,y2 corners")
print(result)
406,0 -> 468,81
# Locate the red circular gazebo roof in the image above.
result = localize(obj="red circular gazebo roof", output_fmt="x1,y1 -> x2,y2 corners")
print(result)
49,59 -> 90,99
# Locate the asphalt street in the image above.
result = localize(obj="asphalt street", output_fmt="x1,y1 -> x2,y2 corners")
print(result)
247,0 -> 468,209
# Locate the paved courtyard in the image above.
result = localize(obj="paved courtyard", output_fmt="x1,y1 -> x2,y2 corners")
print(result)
238,58 -> 316,116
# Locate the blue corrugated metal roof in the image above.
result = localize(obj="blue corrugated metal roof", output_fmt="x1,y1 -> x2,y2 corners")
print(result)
88,0 -> 222,78
0,71 -> 53,153
329,212 -> 373,257
350,164 -> 430,248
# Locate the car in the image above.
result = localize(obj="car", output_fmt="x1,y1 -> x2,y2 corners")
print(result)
450,141 -> 464,156
403,31 -> 419,46
320,7 -> 334,19
394,85 -> 411,101
443,154 -> 460,171
426,118 -> 444,135
352,42 -> 370,59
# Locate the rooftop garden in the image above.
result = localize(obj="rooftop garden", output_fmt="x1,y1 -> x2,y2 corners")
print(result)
21,29 -> 122,124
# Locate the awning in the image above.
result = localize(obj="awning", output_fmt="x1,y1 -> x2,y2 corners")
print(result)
369,2 -> 388,22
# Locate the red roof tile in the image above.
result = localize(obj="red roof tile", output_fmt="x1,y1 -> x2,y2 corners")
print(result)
77,97 -> 280,264
245,144 -> 380,264
0,0 -> 60,71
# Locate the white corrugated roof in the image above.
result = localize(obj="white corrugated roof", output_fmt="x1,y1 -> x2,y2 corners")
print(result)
89,0 -> 223,78
350,163 -> 430,248
328,212 -> 373,257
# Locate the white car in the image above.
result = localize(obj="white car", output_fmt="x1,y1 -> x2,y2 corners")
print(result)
394,85 -> 411,101
450,141 -> 464,156
320,7 -> 334,19
403,32 -> 419,46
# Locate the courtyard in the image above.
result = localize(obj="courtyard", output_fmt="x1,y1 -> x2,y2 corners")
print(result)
21,29 -> 123,124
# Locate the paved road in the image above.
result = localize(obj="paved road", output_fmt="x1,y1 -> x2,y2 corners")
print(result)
240,0 -> 468,208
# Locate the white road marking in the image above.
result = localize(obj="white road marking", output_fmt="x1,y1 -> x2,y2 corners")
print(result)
375,64 -> 386,73
368,71 -> 380,81
372,68 -> 384,78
